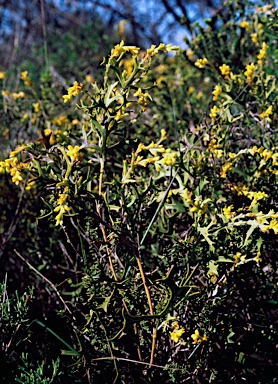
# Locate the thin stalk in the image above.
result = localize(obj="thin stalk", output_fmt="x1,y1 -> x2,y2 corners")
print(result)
136,256 -> 156,366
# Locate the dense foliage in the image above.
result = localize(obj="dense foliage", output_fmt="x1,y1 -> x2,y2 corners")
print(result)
0,1 -> 277,383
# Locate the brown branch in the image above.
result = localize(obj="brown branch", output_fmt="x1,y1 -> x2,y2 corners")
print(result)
14,249 -> 73,316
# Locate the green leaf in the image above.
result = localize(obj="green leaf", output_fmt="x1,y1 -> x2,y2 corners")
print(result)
197,225 -> 215,252
97,290 -> 115,313
104,81 -> 123,107
218,256 -> 233,262
61,349 -> 81,356
227,329 -> 235,343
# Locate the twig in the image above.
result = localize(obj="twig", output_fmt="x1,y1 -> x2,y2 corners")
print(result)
14,249 -> 73,315
90,355 -> 188,371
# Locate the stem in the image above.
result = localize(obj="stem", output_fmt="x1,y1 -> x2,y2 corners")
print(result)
98,130 -> 107,196
14,249 -> 73,315
136,256 -> 156,366
96,202 -> 118,281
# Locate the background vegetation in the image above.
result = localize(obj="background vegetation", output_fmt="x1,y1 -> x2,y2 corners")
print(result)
0,0 -> 277,383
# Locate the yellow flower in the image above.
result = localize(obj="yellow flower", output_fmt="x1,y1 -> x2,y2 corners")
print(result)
158,150 -> 178,167
187,86 -> 195,95
160,129 -> 167,140
9,145 -> 26,158
11,91 -> 25,100
251,33 -> 259,46
170,323 -> 185,343
62,81 -> 83,103
257,4 -> 273,13
253,251 -> 262,264
111,40 -> 140,58
220,161 -> 233,178
67,145 -> 82,162
234,252 -> 246,265
33,102 -> 40,113
54,188 -> 71,226
223,205 -> 234,220
145,43 -> 179,60
257,42 -> 268,66
239,20 -> 250,30
0,157 -> 26,185
268,219 -> 278,234
195,58 -> 208,68
85,74 -> 94,83
209,105 -> 220,122
259,105 -> 273,121
212,84 -> 222,101
244,62 -> 257,83
219,64 -> 231,77
11,169 -> 23,185
26,180 -> 36,191
191,329 -> 208,344
0,71 -> 6,80
180,188 -> 192,204
134,88 -> 150,111
21,71 -> 32,87
52,115 -> 68,126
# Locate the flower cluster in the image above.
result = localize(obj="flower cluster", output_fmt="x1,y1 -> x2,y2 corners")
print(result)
239,20 -> 250,30
191,329 -> 208,344
67,145 -> 82,162
62,81 -> 83,103
111,40 -> 140,58
257,42 -> 268,66
220,161 -> 233,178
21,71 -> 32,87
144,43 -> 179,60
244,62 -> 257,83
194,58 -> 208,68
53,187 -> 71,226
0,157 -> 24,185
209,106 -> 220,122
133,130 -> 178,171
170,321 -> 185,343
134,88 -> 150,111
260,105 -> 273,121
212,84 -> 222,101
223,205 -> 234,220
2,90 -> 25,100
208,138 -> 223,158
219,63 -> 231,77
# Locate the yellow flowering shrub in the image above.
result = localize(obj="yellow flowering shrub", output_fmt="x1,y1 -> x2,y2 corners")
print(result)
0,2 -> 277,383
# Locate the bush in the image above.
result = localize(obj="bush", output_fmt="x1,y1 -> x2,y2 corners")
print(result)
0,2 -> 277,382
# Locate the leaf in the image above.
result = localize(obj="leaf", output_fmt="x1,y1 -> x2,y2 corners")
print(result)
238,352 -> 245,364
195,177 -> 209,195
97,289 -> 115,313
197,226 -> 215,252
104,81 -> 123,107
108,205 -> 121,212
207,260 -> 218,276
265,76 -> 276,99
61,349 -> 81,356
243,222 -> 259,247
218,256 -> 233,263
227,329 -> 235,343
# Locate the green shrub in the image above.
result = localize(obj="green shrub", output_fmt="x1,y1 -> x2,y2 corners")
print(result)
0,2 -> 277,383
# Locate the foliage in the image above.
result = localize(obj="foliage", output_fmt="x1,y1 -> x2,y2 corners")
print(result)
0,1 -> 277,383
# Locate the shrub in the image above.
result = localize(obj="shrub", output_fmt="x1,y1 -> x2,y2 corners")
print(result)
0,2 -> 277,383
